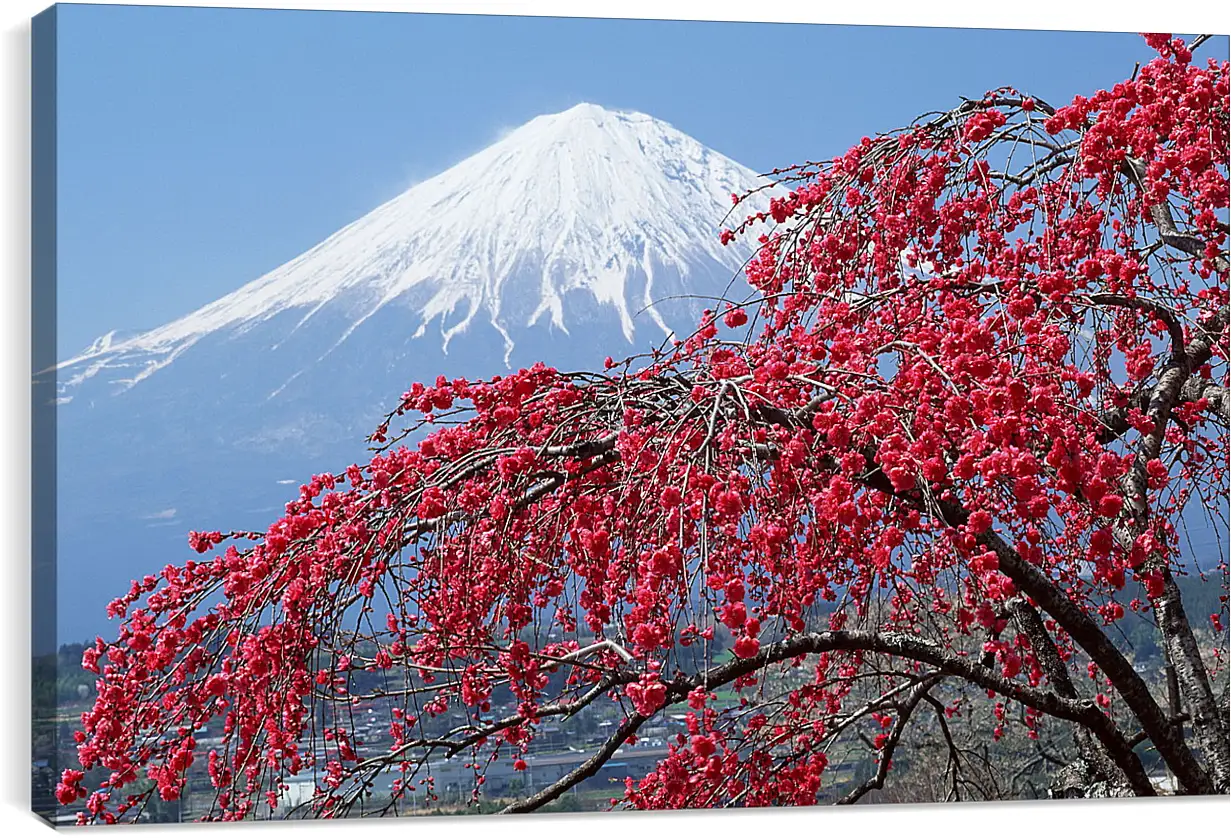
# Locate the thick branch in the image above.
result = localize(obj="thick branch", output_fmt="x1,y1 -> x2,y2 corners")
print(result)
1006,598 -> 1131,792
1084,293 -> 1186,359
503,629 -> 1154,812
502,712 -> 648,813
1111,303 -> 1231,792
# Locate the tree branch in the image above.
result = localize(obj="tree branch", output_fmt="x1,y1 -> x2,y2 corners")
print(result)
502,629 -> 1155,811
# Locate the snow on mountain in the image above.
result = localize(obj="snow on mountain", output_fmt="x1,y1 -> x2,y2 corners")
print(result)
58,103 -> 768,395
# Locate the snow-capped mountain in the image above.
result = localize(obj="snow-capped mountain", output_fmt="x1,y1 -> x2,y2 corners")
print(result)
58,103 -> 763,394
49,103 -> 770,642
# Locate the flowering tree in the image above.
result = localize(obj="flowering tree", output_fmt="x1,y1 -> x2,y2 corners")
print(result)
64,35 -> 1229,821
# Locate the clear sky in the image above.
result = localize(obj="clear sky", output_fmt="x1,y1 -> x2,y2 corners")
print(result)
53,4 -> 1224,357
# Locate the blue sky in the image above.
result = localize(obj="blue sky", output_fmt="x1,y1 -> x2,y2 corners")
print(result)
53,4 -> 1224,357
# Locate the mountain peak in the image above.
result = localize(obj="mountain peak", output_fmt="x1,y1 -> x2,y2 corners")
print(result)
503,103 -> 687,149
547,101 -> 624,119
533,102 -> 647,126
